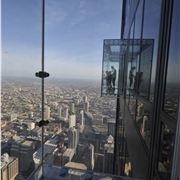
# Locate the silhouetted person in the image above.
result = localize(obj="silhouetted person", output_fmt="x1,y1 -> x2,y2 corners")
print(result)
105,71 -> 112,94
111,66 -> 116,93
129,66 -> 136,88
134,72 -> 143,91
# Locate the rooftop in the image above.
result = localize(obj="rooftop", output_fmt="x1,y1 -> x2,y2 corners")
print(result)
65,162 -> 87,170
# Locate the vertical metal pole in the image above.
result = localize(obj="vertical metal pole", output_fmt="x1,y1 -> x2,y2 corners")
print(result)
113,70 -> 121,175
113,0 -> 126,174
171,98 -> 180,180
41,0 -> 45,178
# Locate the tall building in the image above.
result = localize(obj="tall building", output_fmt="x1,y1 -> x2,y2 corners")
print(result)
53,143 -> 67,166
44,105 -> 50,120
89,144 -> 95,170
79,110 -> 85,132
70,103 -> 75,114
64,107 -> 69,120
1,153 -> 19,180
68,127 -> 79,151
107,119 -> 115,136
84,101 -> 89,113
69,114 -> 76,128
80,110 -> 84,126
33,138 -> 57,166
94,153 -> 104,173
83,96 -> 87,102
10,140 -> 35,178
104,135 -> 114,174
62,148 -> 75,165
58,106 -> 62,119
76,123 -> 80,145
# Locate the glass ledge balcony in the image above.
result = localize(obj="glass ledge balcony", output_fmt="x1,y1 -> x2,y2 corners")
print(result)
28,164 -> 143,180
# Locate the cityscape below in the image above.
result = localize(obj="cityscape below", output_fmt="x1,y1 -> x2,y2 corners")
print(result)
1,77 -> 120,179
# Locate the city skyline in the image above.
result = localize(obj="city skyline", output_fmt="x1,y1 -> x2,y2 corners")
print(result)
1,77 -> 118,179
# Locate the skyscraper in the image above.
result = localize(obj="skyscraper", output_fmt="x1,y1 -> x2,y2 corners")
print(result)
104,135 -> 114,174
70,103 -> 75,114
68,127 -> 79,151
53,143 -> 67,166
107,119 -> 115,136
58,106 -> 62,119
89,144 -> 95,170
44,105 -> 50,120
69,114 -> 76,128
84,101 -> 89,113
83,96 -> 88,103
10,140 -> 35,178
65,107 -> 69,120
79,110 -> 85,132
1,153 -> 19,180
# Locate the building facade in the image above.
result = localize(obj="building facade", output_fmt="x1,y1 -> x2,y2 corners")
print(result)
1,154 -> 19,180
116,0 -> 180,179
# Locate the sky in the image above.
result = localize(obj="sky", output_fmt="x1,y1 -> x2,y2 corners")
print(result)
2,0 -> 122,80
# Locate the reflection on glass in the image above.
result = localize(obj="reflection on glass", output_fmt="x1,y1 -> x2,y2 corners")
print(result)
125,39 -> 154,98
129,66 -> 136,89
134,0 -> 143,39
128,96 -> 137,119
158,123 -> 174,180
129,0 -> 139,25
126,23 -> 135,95
136,100 -> 152,148
124,1 -> 130,38
139,40 -> 154,98
164,0 -> 180,119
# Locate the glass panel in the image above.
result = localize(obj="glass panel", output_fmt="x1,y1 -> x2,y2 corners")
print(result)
164,0 -> 180,119
1,0 -> 42,179
43,0 -> 120,176
124,0 -> 130,38
127,0 -> 143,117
143,0 -> 162,102
158,123 -> 174,180
125,24 -> 134,113
128,22 -> 137,119
101,39 -> 121,96
125,39 -> 154,96
139,40 -> 154,98
134,0 -> 143,39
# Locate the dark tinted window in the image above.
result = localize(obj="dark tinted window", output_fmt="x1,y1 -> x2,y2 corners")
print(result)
164,0 -> 180,119
142,0 -> 162,101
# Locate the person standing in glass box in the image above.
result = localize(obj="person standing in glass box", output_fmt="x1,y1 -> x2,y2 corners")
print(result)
111,66 -> 116,94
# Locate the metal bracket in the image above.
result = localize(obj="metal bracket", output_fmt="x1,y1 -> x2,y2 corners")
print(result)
35,71 -> 49,78
37,120 -> 49,127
